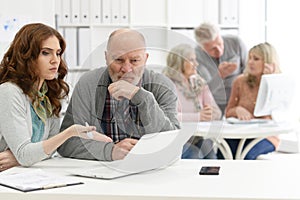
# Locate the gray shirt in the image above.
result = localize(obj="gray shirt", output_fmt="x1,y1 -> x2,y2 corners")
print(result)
58,67 -> 180,161
195,35 -> 247,113
0,82 -> 60,166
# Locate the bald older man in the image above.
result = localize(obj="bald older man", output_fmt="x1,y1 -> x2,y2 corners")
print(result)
58,29 -> 180,161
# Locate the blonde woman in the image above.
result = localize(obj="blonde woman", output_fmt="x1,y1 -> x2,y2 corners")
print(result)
164,43 -> 221,159
224,42 -> 281,159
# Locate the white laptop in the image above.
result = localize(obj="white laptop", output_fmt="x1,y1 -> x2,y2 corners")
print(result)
70,126 -> 195,180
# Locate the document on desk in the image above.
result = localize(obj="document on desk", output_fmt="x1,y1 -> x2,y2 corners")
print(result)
226,117 -> 273,124
0,169 -> 83,192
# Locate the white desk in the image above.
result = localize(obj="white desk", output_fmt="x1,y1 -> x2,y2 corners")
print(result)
183,121 -> 293,159
0,157 -> 300,200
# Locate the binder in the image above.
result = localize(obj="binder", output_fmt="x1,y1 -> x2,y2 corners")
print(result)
64,27 -> 78,68
80,0 -> 90,24
55,0 -> 62,26
229,0 -> 239,25
61,0 -> 71,25
111,0 -> 120,24
102,0 -> 112,24
91,0 -> 102,24
219,0 -> 238,26
78,28 -> 91,66
71,0 -> 80,24
120,0 -> 129,24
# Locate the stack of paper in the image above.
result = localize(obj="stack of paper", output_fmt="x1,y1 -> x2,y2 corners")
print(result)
0,169 -> 83,192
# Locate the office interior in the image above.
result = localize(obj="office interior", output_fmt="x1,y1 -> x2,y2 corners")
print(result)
1,0 -> 300,148
1,0 -> 300,199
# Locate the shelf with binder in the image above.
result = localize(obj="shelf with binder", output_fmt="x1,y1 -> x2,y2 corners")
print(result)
56,0 -> 241,69
167,0 -> 239,32
219,0 -> 239,27
55,0 -> 167,71
130,0 -> 167,27
57,0 -> 130,27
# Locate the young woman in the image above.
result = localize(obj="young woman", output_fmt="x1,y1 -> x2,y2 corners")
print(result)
224,42 -> 281,159
164,43 -> 221,159
0,23 -> 112,171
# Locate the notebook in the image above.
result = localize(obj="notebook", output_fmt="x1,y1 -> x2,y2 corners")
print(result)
0,169 -> 83,192
70,127 -> 194,180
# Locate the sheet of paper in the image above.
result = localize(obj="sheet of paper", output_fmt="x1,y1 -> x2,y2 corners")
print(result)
0,169 -> 82,192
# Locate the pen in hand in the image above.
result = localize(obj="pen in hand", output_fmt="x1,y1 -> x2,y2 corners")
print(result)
84,122 -> 113,143
85,122 -> 94,139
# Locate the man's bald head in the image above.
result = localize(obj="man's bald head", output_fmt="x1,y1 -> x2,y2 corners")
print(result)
105,29 -> 148,83
106,29 -> 146,55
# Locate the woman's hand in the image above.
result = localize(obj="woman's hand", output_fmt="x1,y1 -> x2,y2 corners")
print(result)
200,105 -> 213,121
0,150 -> 20,172
70,124 -> 113,143
235,106 -> 253,120
263,63 -> 275,74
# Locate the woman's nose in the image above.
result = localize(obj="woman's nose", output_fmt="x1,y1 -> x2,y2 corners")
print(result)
51,54 -> 60,63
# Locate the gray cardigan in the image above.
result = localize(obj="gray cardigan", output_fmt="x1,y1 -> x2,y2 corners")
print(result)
58,67 -> 180,161
195,35 -> 247,107
0,82 -> 60,166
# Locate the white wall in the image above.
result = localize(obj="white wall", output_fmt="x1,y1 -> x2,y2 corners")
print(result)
0,0 -> 55,58
239,0 -> 266,49
0,0 -> 55,25
266,0 -> 300,122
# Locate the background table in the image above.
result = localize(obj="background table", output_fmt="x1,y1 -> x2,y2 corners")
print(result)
183,121 -> 293,159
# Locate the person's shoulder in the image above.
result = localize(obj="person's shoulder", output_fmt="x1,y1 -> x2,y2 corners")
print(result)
77,67 -> 105,84
0,82 -> 22,94
143,69 -> 176,92
145,69 -> 173,84
80,67 -> 104,78
223,35 -> 245,46
0,82 -> 26,101
222,34 -> 240,42
233,74 -> 246,84
194,45 -> 206,55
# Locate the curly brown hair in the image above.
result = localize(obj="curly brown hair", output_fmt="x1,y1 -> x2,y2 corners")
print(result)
0,23 -> 69,117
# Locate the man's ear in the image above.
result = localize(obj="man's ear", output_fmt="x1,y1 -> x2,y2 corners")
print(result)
105,51 -> 109,65
145,52 -> 149,61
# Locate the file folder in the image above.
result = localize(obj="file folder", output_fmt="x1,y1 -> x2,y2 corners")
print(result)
120,0 -> 129,24
80,0 -> 90,24
61,0 -> 71,25
55,0 -> 62,26
111,0 -> 120,24
102,0 -> 112,24
91,0 -> 102,24
64,28 -> 78,68
71,0 -> 80,24
78,28 -> 91,66
219,0 -> 239,25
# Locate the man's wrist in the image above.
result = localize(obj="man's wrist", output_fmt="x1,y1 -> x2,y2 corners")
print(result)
130,86 -> 140,99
